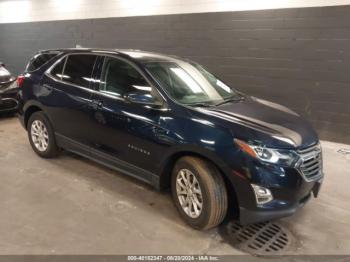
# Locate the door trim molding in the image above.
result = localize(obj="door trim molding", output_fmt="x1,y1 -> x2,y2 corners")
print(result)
55,133 -> 160,189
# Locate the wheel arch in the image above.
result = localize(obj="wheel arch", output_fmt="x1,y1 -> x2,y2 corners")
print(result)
23,103 -> 44,129
158,147 -> 240,220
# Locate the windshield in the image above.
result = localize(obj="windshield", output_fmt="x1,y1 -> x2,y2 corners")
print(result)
143,61 -> 242,106
0,66 -> 12,82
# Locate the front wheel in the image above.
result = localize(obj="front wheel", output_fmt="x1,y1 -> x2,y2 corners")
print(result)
171,156 -> 228,230
27,111 -> 59,158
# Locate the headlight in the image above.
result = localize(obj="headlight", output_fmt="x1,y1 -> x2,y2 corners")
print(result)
235,139 -> 299,166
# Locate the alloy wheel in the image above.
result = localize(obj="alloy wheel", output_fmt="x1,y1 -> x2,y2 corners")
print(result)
176,169 -> 203,218
31,120 -> 49,152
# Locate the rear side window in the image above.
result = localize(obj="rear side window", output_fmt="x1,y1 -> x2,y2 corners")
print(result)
62,54 -> 97,88
27,52 -> 59,72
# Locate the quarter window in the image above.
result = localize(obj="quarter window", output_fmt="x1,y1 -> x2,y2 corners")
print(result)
62,54 -> 97,89
99,57 -> 152,97
27,52 -> 59,72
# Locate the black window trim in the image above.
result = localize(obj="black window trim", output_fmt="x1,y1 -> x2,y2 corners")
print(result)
48,55 -> 67,81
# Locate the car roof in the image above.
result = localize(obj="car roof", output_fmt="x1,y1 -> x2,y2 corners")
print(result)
38,48 -> 184,63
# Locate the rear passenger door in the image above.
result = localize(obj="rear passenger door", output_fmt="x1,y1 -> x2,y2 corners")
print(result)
42,53 -> 98,148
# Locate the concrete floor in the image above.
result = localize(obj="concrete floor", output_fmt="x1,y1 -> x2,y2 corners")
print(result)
0,115 -> 349,255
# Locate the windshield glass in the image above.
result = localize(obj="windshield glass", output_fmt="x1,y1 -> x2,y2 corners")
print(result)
0,66 -> 11,82
143,61 -> 242,105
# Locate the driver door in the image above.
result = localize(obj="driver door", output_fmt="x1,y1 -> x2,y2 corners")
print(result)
89,56 -> 172,175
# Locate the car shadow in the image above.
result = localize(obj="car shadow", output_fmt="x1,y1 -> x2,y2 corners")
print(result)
45,149 -> 245,241
47,149 -> 189,228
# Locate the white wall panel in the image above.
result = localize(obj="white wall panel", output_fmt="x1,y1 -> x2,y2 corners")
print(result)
1,0 -> 350,23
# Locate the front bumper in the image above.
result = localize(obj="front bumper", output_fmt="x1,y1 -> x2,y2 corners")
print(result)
239,180 -> 322,224
239,194 -> 310,224
227,156 -> 324,225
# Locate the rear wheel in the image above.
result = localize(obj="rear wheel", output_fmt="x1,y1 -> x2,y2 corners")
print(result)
171,156 -> 228,230
27,111 -> 59,158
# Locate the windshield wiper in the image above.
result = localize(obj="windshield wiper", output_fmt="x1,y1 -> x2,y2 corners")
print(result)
187,102 -> 213,107
214,96 -> 244,106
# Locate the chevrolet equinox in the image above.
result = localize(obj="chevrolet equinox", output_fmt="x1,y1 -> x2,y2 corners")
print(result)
18,48 -> 323,230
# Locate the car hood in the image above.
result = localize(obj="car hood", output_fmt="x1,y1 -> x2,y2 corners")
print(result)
195,96 -> 318,149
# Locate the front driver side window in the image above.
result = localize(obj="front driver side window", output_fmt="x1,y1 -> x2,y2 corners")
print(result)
99,57 -> 153,98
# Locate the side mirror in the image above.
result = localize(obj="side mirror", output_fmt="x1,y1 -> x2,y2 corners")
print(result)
125,92 -> 163,108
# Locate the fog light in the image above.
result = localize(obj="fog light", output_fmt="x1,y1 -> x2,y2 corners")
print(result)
251,184 -> 273,205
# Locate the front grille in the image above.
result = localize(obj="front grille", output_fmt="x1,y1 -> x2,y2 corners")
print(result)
297,143 -> 323,182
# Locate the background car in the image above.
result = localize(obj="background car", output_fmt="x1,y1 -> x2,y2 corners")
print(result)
0,62 -> 19,113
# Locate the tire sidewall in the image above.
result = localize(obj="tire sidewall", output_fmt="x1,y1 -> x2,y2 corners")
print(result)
27,112 -> 57,158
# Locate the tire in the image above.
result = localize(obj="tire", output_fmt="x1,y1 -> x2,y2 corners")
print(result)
27,111 -> 59,158
171,156 -> 228,230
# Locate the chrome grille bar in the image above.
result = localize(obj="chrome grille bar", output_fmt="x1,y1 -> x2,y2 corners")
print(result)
301,163 -> 320,172
297,143 -> 323,182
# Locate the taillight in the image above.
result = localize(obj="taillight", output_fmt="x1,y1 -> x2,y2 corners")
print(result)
17,75 -> 25,88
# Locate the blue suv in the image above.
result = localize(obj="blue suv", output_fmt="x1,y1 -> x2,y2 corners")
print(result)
18,48 -> 323,230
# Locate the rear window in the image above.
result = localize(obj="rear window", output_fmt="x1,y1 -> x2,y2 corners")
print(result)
61,54 -> 97,89
26,52 -> 59,72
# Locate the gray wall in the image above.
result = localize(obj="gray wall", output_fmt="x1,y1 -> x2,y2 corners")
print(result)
0,5 -> 349,144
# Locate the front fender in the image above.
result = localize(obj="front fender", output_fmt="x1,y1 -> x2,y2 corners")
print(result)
158,144 -> 232,176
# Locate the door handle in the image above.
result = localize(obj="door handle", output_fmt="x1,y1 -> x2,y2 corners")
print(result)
91,100 -> 103,109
